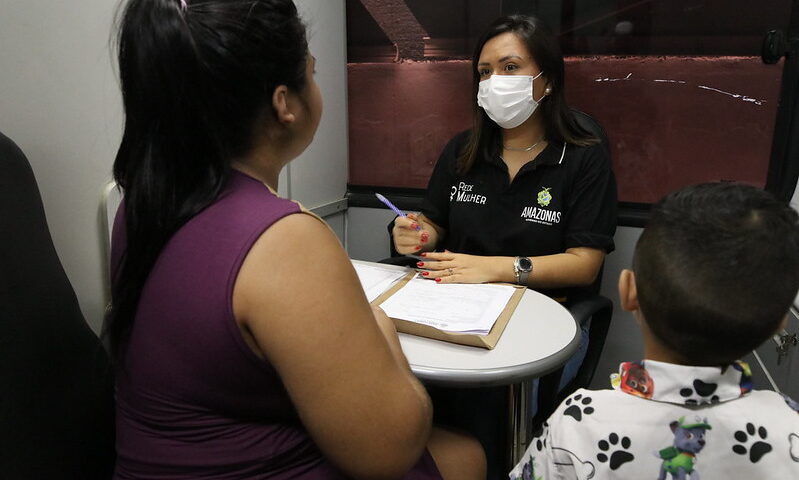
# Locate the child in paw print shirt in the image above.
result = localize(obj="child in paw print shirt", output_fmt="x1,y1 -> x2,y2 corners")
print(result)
509,360 -> 799,479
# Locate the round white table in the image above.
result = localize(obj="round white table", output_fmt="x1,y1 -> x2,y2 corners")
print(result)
398,287 -> 579,465
354,259 -> 580,466
399,287 -> 579,387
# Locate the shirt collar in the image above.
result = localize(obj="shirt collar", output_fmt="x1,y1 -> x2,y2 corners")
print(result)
486,141 -> 566,171
610,360 -> 753,405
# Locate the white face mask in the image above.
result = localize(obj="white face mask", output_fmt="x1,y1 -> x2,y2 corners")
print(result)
477,71 -> 545,129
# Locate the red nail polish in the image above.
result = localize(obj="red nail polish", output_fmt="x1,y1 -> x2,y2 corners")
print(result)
417,262 -> 424,267
435,278 -> 441,283
421,271 -> 429,276
415,246 -> 421,251
420,252 -> 427,257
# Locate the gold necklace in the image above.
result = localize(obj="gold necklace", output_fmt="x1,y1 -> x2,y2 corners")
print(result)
503,137 -> 544,152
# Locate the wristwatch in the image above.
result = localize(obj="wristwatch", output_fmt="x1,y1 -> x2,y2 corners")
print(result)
513,256 -> 533,285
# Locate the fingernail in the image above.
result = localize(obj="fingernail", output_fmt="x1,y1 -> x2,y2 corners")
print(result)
411,223 -> 419,230
417,262 -> 424,267
420,232 -> 429,243
421,271 -> 429,276
435,278 -> 441,283
415,246 -> 421,251
420,252 -> 427,257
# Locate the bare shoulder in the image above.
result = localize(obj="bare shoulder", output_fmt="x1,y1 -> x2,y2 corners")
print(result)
233,211 -> 359,323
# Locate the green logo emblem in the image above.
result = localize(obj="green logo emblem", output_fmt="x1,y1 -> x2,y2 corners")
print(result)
537,187 -> 552,207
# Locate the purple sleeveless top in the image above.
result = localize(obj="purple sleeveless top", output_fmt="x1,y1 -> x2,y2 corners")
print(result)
111,170 -> 441,479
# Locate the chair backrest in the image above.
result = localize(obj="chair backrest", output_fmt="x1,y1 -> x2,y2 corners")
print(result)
0,131 -> 115,479
570,109 -> 612,295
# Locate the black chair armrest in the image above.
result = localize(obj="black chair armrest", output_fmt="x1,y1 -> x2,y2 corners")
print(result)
568,295 -> 613,328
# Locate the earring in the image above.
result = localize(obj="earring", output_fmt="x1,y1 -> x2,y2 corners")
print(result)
545,86 -> 552,94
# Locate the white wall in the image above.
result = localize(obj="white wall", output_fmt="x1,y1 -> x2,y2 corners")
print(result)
0,0 -> 348,332
291,0 -> 349,210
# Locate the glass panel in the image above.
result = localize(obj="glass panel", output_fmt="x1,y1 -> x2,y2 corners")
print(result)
346,0 -> 792,204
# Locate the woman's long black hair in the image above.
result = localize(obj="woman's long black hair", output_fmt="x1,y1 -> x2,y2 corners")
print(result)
458,15 -> 597,175
106,0 -> 307,362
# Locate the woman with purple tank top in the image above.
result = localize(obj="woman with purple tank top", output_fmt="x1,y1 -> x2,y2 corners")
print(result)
105,1 -> 485,479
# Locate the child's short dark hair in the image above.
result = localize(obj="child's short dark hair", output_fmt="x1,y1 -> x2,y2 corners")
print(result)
633,182 -> 799,365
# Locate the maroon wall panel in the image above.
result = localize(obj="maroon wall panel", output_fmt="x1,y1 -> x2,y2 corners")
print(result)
348,61 -> 473,188
348,56 -> 783,203
565,56 -> 781,203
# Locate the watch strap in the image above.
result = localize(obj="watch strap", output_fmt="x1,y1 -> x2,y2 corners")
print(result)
514,256 -> 533,285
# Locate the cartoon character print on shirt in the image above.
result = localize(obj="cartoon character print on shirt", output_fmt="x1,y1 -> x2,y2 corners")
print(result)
618,361 -> 654,399
510,423 -> 547,480
732,361 -> 753,394
657,416 -> 711,480
520,456 -> 542,480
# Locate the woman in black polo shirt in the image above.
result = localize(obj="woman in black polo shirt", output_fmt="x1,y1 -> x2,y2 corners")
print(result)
391,15 -> 617,477
393,15 -> 617,299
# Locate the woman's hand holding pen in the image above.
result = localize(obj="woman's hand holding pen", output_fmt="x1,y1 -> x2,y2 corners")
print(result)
392,213 -> 435,254
415,250 -> 504,284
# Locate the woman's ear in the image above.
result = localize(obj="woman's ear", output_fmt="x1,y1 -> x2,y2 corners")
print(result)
618,269 -> 639,312
271,85 -> 296,125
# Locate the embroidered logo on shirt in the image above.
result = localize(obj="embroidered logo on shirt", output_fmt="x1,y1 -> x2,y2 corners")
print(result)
521,187 -> 560,225
450,182 -> 487,205
537,187 -> 552,206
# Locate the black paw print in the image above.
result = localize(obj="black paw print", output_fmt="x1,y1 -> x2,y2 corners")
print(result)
732,423 -> 773,463
679,379 -> 720,405
596,433 -> 634,470
563,394 -> 595,421
530,422 -> 549,452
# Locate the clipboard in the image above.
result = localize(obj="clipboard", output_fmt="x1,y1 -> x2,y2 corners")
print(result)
371,273 -> 526,349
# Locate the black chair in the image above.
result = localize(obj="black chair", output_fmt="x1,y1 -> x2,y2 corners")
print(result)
0,131 -> 115,479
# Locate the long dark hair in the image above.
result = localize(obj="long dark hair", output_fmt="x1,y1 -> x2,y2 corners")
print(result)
458,15 -> 597,175
105,0 -> 307,361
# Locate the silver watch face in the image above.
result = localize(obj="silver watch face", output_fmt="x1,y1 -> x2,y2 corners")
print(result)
518,257 -> 533,272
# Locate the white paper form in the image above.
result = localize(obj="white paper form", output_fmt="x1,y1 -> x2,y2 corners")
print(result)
379,277 -> 517,335
352,262 -> 409,302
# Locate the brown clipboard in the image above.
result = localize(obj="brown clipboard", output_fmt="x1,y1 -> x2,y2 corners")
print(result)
371,273 -> 526,349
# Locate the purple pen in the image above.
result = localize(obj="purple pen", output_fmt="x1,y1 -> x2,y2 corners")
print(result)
375,193 -> 421,231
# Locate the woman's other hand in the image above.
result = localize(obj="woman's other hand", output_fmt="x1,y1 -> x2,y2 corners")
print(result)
392,213 -> 434,254
415,250 -> 508,284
